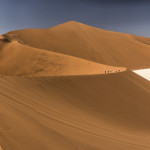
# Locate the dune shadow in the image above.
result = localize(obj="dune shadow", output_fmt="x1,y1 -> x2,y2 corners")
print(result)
0,38 -> 11,43
0,38 -> 11,50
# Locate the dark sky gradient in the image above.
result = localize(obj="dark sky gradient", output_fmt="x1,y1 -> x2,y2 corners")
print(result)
0,0 -> 150,37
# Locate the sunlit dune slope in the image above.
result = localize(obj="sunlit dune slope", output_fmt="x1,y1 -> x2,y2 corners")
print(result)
0,21 -> 150,150
0,37 -> 125,76
4,21 -> 150,69
0,71 -> 150,150
0,35 -> 4,39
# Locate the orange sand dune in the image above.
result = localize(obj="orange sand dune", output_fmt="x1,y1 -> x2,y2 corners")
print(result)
0,38 -> 125,76
132,35 -> 150,45
0,35 -> 4,39
4,21 -> 150,69
0,22 -> 150,150
0,71 -> 150,150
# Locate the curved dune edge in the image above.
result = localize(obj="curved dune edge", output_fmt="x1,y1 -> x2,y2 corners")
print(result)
4,21 -> 150,69
0,40 -> 126,77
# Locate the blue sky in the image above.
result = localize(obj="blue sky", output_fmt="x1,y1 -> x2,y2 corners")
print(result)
0,0 -> 150,37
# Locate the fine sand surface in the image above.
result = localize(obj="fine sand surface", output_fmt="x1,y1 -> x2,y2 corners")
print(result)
0,71 -> 150,150
0,37 -> 126,76
0,21 -> 150,150
4,21 -> 150,69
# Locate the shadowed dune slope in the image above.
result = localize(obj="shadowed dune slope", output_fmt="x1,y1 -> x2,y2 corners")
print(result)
0,71 -> 150,150
4,21 -> 150,69
0,37 -> 125,76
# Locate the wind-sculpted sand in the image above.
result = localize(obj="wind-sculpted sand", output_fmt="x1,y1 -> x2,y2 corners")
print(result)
0,38 -> 126,76
4,21 -> 150,69
0,21 -> 150,150
0,71 -> 150,150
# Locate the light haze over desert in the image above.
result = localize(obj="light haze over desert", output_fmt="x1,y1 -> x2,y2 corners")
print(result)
0,0 -> 150,150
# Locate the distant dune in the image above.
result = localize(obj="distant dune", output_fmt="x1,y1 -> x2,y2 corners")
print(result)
0,36 -> 125,76
4,21 -> 150,69
0,21 -> 150,150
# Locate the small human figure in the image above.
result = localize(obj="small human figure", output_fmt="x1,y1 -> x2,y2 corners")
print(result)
108,70 -> 109,73
105,70 -> 106,74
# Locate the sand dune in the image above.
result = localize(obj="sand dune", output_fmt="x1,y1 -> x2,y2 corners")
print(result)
4,21 -> 150,69
132,35 -> 150,45
0,35 -> 4,39
0,38 -> 125,76
0,21 -> 150,150
0,71 -> 150,150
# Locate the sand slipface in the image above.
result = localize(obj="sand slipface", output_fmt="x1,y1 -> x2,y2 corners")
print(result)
0,21 -> 150,150
0,39 -> 126,76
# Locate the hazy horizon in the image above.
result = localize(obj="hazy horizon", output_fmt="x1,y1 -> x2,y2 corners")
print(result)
0,0 -> 150,37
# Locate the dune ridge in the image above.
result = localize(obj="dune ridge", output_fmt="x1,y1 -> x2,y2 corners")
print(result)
4,21 -> 150,69
0,37 -> 126,76
0,21 -> 150,150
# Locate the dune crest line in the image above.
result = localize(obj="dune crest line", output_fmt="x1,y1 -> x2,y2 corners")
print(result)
0,21 -> 150,150
4,21 -> 150,69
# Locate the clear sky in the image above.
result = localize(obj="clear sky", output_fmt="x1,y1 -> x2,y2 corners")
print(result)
0,0 -> 150,37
